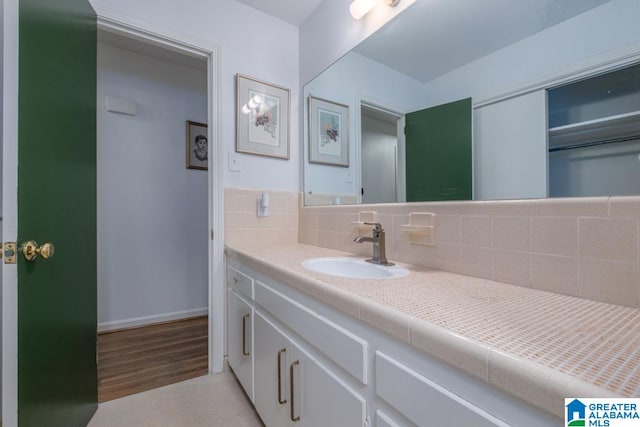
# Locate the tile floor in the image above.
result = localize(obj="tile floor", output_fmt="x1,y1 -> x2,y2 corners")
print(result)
88,368 -> 263,427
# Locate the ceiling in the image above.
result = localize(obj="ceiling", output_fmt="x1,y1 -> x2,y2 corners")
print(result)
353,0 -> 614,83
234,0 -> 324,26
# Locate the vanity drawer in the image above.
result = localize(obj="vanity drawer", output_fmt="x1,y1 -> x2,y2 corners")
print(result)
375,351 -> 505,427
255,280 -> 368,384
376,410 -> 406,427
227,266 -> 253,300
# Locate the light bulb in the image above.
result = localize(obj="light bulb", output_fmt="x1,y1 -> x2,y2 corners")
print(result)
349,0 -> 378,20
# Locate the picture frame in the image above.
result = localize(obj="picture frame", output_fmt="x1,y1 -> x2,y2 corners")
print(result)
186,120 -> 208,170
236,74 -> 290,159
308,95 -> 349,167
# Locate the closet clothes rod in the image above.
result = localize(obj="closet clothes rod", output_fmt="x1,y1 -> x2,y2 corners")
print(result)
549,134 -> 640,153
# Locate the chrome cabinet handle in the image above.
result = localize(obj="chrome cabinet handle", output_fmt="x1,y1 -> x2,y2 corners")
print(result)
290,360 -> 300,422
277,348 -> 287,404
242,314 -> 250,356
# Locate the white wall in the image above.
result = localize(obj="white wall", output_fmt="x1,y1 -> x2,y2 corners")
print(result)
303,51 -> 426,199
97,42 -> 208,329
0,0 -> 3,216
90,0 -> 300,192
0,0 -> 4,414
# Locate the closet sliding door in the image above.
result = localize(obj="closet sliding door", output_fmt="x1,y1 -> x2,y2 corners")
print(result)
474,91 -> 548,200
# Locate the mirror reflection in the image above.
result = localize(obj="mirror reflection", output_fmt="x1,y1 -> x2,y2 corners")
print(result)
303,0 -> 640,206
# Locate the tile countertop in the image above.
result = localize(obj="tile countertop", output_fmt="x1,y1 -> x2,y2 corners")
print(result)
225,243 -> 640,419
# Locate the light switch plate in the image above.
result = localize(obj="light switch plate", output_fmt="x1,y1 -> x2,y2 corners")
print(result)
228,152 -> 241,172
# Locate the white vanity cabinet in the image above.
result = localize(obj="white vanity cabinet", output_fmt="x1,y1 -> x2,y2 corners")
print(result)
227,266 -> 254,401
226,256 -> 559,427
254,311 -> 367,427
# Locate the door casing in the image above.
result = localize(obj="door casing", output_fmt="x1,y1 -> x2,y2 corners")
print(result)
355,97 -> 405,204
95,8 -> 226,373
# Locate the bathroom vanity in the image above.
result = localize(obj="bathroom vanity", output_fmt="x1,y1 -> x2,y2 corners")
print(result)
222,243 -> 639,426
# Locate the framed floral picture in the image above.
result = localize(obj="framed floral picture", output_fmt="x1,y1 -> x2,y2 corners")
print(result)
308,96 -> 349,167
236,74 -> 290,159
186,120 -> 208,170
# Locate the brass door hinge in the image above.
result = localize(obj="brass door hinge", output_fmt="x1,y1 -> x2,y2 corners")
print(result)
4,242 -> 17,264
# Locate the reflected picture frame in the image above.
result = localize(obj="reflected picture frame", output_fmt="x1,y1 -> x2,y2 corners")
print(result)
236,74 -> 290,160
186,120 -> 208,171
308,95 -> 349,167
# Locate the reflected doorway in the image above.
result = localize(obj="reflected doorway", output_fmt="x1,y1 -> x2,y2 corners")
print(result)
360,103 -> 404,204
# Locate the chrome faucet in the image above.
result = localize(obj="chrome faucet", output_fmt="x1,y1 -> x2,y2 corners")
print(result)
354,222 -> 394,266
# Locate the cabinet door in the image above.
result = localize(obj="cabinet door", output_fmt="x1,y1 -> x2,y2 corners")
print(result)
228,289 -> 254,401
290,342 -> 367,427
254,311 -> 295,427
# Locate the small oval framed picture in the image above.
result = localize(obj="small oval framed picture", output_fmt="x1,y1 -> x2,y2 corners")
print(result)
186,120 -> 208,170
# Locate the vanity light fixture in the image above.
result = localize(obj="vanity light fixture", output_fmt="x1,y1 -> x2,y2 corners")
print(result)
350,0 -> 400,20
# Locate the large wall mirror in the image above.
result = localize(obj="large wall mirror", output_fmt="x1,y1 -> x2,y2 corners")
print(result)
303,0 -> 640,206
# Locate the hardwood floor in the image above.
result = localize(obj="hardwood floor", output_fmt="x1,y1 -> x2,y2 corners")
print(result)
98,316 -> 208,403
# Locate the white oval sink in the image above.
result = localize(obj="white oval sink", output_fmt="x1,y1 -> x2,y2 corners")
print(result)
301,257 -> 409,279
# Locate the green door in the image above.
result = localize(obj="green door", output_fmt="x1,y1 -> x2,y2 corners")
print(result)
18,0 -> 97,425
405,98 -> 472,201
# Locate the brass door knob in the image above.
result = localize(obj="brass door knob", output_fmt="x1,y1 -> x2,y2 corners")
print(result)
39,242 -> 55,259
22,241 -> 55,261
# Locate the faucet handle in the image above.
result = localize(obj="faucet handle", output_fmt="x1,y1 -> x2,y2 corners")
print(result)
364,222 -> 383,231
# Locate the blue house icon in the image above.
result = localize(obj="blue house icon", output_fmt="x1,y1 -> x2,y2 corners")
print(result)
567,399 -> 586,422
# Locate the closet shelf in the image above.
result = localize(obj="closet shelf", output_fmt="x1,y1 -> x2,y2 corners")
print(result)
549,110 -> 640,148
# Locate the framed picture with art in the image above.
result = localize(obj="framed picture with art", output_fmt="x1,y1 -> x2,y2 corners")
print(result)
308,95 -> 349,167
186,120 -> 208,170
236,74 -> 290,159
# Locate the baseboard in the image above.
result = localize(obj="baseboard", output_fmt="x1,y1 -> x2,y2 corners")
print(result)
98,308 -> 208,332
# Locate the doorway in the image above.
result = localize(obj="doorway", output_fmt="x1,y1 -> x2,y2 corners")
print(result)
95,28 -> 211,401
3,7 -> 223,424
360,103 -> 404,204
